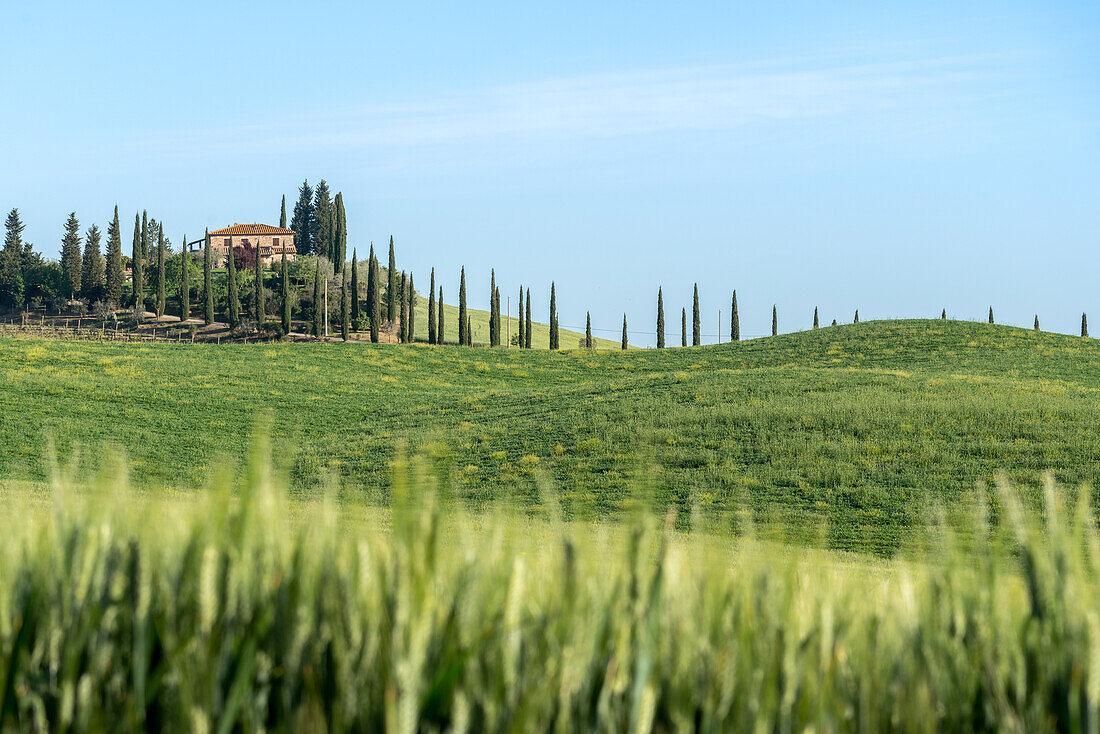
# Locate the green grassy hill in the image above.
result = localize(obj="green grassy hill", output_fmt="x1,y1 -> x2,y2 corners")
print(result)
3,319 -> 1099,553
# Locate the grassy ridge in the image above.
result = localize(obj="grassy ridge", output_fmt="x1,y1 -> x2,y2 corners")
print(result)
0,450 -> 1095,731
2,319 -> 1100,552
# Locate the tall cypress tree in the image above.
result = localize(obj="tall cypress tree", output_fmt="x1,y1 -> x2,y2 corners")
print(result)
428,268 -> 436,344
370,254 -> 381,343
61,212 -> 82,300
131,212 -> 143,312
656,287 -> 665,348
203,230 -> 214,325
772,305 -> 778,336
941,308 -> 947,320
458,266 -> 468,346
525,289 -> 532,349
585,312 -> 592,348
386,236 -> 397,323
281,248 -> 291,334
517,286 -> 524,348
341,276 -> 349,341
681,308 -> 687,347
399,272 -> 408,342
1083,313 -> 1089,338
140,210 -> 149,261
622,314 -> 628,350
365,243 -> 376,329
80,224 -> 103,303
350,250 -> 360,325
549,282 -> 559,350
832,319 -> 838,326
254,245 -> 265,324
988,306 -> 994,324
290,180 -> 315,256
311,259 -> 322,338
854,310 -> 859,324
731,290 -> 739,341
437,286 -> 444,345
105,206 -> 124,306
1034,315 -> 1040,331
180,233 -> 191,321
489,269 -> 498,346
813,307 -> 819,329
692,283 -> 700,346
279,194 -> 287,229
155,230 -> 166,318
227,243 -> 240,329
407,273 -> 415,342
313,181 -> 333,263
334,193 -> 347,270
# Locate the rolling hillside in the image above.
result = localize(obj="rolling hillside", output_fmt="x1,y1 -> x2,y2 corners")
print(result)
2,319 -> 1099,553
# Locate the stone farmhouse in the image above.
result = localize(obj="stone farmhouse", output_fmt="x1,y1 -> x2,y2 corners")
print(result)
199,224 -> 297,267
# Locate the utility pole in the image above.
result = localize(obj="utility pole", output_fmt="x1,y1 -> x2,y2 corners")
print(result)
324,277 -> 329,338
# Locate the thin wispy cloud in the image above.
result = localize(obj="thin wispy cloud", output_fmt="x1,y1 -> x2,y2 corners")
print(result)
142,50 -> 1025,163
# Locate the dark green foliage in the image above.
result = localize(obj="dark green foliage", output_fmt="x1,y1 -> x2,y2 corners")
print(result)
311,261 -> 321,338
585,312 -> 592,348
549,282 -> 558,350
399,272 -> 408,343
832,319 -> 837,326
313,181 -> 333,264
140,210 -> 148,261
772,305 -> 778,336
681,308 -> 687,347
854,310 -> 859,324
407,273 -> 415,343
254,246 -> 265,324
989,307 -> 994,324
60,212 -> 82,299
387,236 -> 397,323
203,230 -> 213,326
351,250 -> 360,325
0,208 -> 26,309
104,207 -> 124,306
622,314 -> 628,350
279,194 -> 287,229
467,315 -> 472,346
517,286 -> 524,348
437,286 -> 444,345
731,290 -> 739,341
458,266 -> 468,346
227,240 -> 240,329
941,309 -> 947,320
131,213 -> 143,312
155,231 -> 166,318
80,224 -> 103,303
1035,315 -> 1040,331
525,289 -> 532,349
489,270 -> 498,347
813,307 -> 819,329
1083,313 -> 1089,338
656,288 -> 665,348
370,253 -> 381,344
692,283 -> 700,346
428,268 -> 436,345
281,249 -> 291,335
341,277 -> 349,342
334,193 -> 347,270
291,180 -> 315,256
365,243 -> 376,331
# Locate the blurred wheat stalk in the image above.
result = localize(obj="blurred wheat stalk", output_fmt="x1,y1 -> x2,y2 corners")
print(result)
0,434 -> 1098,733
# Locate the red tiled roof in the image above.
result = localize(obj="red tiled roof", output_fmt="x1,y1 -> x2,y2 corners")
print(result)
209,223 -> 295,236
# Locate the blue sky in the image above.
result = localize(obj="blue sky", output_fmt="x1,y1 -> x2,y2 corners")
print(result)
1,1 -> 1097,344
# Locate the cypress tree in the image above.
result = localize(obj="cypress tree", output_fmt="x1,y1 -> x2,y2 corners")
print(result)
333,192 -> 347,271
365,243 -> 376,329
585,312 -> 592,348
279,194 -> 287,229
399,271 -> 408,342
1034,315 -> 1040,331
458,266 -> 468,346
61,212 -> 82,300
988,306 -> 994,324
692,283 -> 700,346
731,290 -> 739,341
387,236 -> 397,323
622,314 -> 628,350
427,268 -> 437,344
341,276 -> 349,341
313,181 -> 333,263
0,208 -> 25,310
370,254 -> 381,343
281,248 -> 291,334
254,244 -> 265,324
1084,313 -> 1089,338
854,310 -> 859,324
517,286 -> 524,348
105,207 -> 124,306
290,180 -> 315,256
131,212 -> 143,312
140,210 -> 149,261
549,282 -> 558,350
80,224 -> 103,303
656,288 -> 665,348
311,259 -> 321,337
227,242 -> 240,329
813,307 -> 819,329
155,230 -> 166,318
351,249 -> 360,324
179,233 -> 189,321
467,315 -> 472,346
681,308 -> 687,347
437,286 -> 445,345
941,308 -> 947,320
831,319 -> 837,326
489,269 -> 498,346
772,305 -> 778,336
407,273 -> 415,342
203,230 -> 214,325
525,289 -> 532,349
494,287 -> 501,346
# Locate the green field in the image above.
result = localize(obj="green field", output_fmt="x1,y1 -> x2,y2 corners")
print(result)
2,319 -> 1100,553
